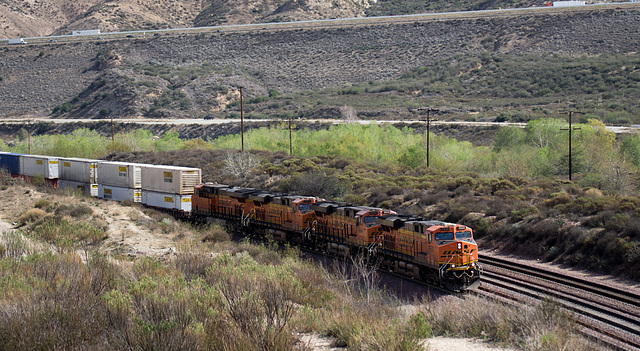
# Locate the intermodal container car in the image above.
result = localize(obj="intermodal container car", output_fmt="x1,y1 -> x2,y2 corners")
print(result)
59,157 -> 99,183
20,154 -> 59,179
98,162 -> 142,188
141,165 -> 201,194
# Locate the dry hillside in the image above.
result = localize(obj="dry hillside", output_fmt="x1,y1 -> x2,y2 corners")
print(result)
0,0 -> 376,39
0,6 -> 638,120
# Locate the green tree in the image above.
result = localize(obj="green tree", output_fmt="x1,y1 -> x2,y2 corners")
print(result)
621,134 -> 640,167
154,131 -> 183,151
494,126 -> 526,152
181,138 -> 213,150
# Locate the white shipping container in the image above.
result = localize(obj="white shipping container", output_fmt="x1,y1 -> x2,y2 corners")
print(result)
59,157 -> 99,183
19,155 -> 59,179
99,185 -> 142,202
98,162 -> 142,188
141,165 -> 202,194
142,190 -> 192,212
59,180 -> 99,197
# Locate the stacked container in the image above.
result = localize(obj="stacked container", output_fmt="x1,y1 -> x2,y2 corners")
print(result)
140,165 -> 201,211
59,181 -> 99,197
0,152 -> 21,176
141,191 -> 193,212
98,161 -> 142,188
19,154 -> 59,179
58,157 -> 100,197
97,161 -> 143,202
99,185 -> 142,202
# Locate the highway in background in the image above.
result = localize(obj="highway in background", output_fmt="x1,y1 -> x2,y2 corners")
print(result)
1,118 -> 636,134
2,2 -> 638,44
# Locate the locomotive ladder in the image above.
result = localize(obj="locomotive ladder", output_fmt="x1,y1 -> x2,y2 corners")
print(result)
241,209 -> 254,228
302,221 -> 317,241
368,234 -> 384,255
439,255 -> 455,282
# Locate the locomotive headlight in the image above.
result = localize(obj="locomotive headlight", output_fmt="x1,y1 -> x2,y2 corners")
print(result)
451,264 -> 455,268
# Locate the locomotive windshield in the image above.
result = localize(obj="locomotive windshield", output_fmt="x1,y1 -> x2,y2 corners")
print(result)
435,232 -> 454,241
298,204 -> 311,211
456,231 -> 473,239
363,216 -> 376,223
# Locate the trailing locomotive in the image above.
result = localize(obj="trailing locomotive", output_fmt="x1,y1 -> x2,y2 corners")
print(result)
191,183 -> 481,291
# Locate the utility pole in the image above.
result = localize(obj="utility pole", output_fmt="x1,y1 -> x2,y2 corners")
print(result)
27,120 -> 31,154
111,116 -> 115,149
288,116 -> 293,156
413,108 -> 439,168
560,110 -> 582,181
240,86 -> 244,152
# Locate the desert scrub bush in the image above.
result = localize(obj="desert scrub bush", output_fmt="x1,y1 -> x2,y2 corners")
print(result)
0,253 -> 107,350
33,199 -> 50,209
54,203 -> 93,218
199,223 -> 230,243
419,295 -> 600,350
279,170 -> 347,199
541,192 -> 572,208
108,275 -> 203,350
30,217 -> 106,252
0,168 -> 13,187
322,302 -> 423,350
205,252 -> 306,350
173,252 -> 214,280
17,208 -> 47,226
0,231 -> 31,259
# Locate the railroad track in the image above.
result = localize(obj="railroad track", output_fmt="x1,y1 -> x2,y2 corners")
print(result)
478,255 -> 640,351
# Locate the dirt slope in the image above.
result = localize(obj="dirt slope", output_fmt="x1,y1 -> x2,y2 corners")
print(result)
0,0 -> 376,39
1,7 -> 638,119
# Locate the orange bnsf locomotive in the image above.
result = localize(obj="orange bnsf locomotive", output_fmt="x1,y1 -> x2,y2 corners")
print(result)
191,183 -> 480,291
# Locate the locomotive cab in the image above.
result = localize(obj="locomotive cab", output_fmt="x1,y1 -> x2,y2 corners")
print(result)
432,225 -> 481,291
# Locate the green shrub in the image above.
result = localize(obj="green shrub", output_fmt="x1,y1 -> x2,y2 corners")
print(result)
18,208 -> 47,226
34,199 -> 50,209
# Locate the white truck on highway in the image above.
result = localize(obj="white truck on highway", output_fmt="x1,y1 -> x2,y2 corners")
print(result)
8,38 -> 26,45
72,29 -> 100,36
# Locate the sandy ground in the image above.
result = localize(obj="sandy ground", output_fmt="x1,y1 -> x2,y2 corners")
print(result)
297,334 -> 513,351
0,184 -> 176,258
425,337 -> 513,351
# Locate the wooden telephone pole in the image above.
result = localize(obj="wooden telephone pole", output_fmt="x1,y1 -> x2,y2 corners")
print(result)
414,108 -> 439,168
560,110 -> 582,181
240,87 -> 244,152
27,120 -> 31,154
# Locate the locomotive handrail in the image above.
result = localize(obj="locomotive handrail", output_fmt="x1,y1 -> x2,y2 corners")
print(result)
241,209 -> 254,227
439,255 -> 455,281
368,234 -> 384,255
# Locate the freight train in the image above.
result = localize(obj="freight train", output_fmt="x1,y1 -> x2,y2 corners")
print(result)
191,183 -> 481,291
0,151 -> 481,291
